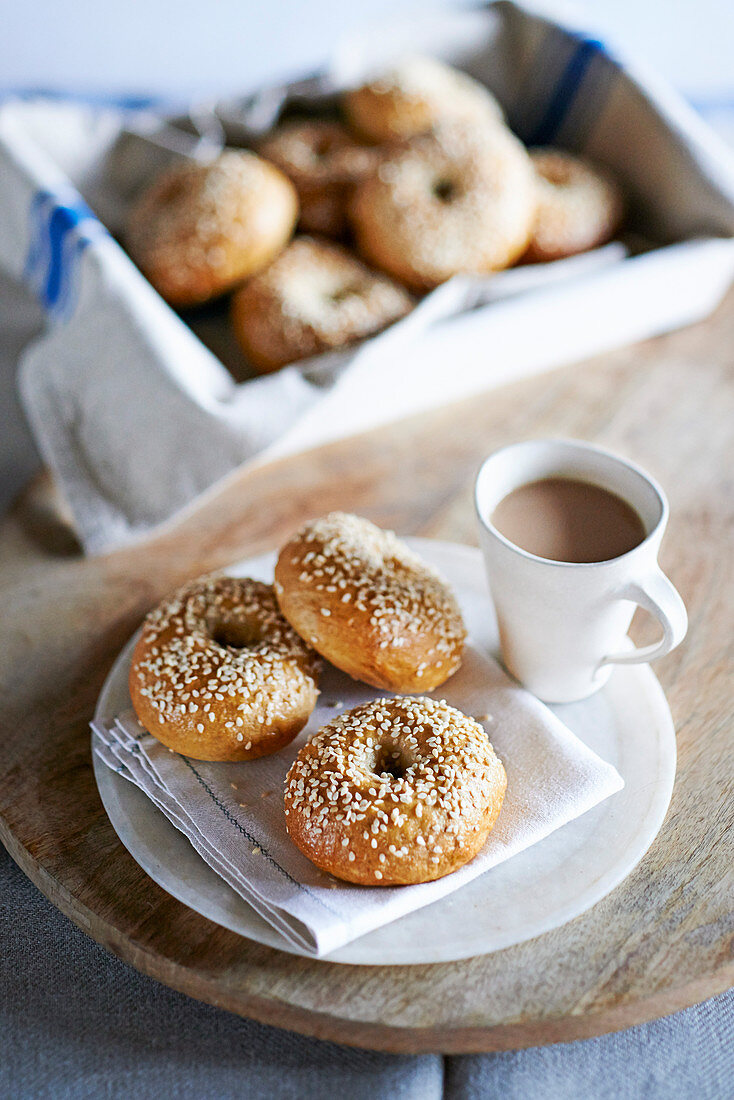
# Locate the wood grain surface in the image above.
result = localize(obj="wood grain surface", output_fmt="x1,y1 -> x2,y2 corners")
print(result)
0,292 -> 732,1053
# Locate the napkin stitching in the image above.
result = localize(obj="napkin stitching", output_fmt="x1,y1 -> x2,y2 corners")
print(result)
181,756 -> 345,920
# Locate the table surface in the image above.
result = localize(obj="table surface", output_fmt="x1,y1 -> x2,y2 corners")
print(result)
0,290 -> 732,1053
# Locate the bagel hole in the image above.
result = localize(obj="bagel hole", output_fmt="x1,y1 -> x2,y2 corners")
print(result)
328,282 -> 363,304
313,136 -> 335,158
433,178 -> 458,203
372,744 -> 409,782
211,619 -> 259,650
539,161 -> 573,187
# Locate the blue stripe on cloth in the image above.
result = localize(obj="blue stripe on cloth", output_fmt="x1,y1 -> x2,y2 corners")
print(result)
528,36 -> 607,146
0,87 -> 173,111
24,189 -> 104,321
44,202 -> 92,308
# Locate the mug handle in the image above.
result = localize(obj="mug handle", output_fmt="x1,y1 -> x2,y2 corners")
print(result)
599,567 -> 688,667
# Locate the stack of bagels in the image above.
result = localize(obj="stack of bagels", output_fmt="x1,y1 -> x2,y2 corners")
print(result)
126,55 -> 624,374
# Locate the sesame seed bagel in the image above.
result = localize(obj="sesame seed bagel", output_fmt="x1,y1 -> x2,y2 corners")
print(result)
350,125 -> 537,290
274,512 -> 466,692
129,575 -> 320,761
525,149 -> 625,263
344,55 -> 505,144
230,237 -> 412,373
258,120 -> 380,237
125,150 -> 298,308
284,696 -> 507,885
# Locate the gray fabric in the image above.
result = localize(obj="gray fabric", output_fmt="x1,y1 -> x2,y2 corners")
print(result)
445,995 -> 734,1100
0,850 -> 442,1100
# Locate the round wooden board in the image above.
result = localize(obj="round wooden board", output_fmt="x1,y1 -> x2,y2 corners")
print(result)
1,297 -> 733,1053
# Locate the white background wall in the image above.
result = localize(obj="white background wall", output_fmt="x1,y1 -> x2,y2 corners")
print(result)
1,1 -> 732,104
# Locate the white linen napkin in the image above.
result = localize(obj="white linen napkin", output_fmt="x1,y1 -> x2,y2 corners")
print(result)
92,643 -> 623,957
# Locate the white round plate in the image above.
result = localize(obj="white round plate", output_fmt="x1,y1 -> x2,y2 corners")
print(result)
93,539 -> 676,965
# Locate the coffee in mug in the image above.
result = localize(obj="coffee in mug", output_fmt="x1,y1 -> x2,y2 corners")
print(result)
491,476 -> 646,564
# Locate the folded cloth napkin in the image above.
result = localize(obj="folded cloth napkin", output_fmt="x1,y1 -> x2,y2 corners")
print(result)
92,643 -> 623,958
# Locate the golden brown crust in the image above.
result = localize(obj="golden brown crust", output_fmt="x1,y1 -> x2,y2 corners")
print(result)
343,55 -> 504,144
284,697 -> 507,885
125,151 -> 298,308
274,512 -> 466,692
230,237 -> 412,373
350,125 -> 537,290
258,120 -> 380,237
524,149 -> 625,263
129,575 -> 320,761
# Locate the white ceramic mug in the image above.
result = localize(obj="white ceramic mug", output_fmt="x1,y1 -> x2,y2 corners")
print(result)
474,439 -> 688,703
